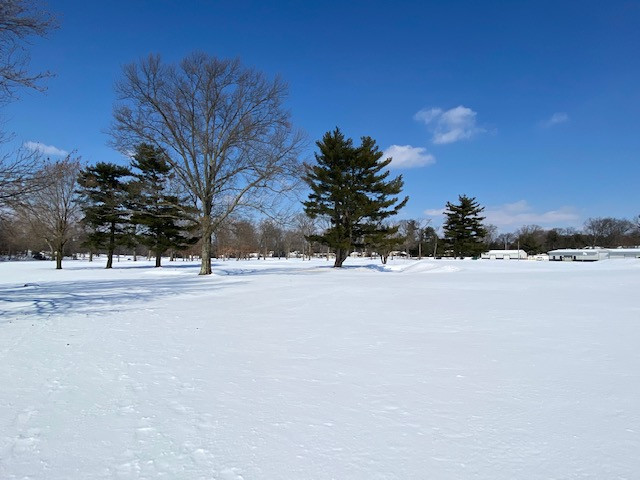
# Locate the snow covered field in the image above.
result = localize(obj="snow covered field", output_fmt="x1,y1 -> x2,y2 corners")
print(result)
1,257 -> 639,479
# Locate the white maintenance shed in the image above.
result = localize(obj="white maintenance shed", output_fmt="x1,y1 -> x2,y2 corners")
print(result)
481,249 -> 528,260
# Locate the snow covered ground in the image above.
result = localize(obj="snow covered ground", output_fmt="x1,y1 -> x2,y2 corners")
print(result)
0,257 -> 639,479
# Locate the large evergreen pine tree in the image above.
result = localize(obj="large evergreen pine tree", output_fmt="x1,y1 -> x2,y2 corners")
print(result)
77,162 -> 132,268
129,144 -> 195,267
303,128 -> 408,267
442,194 -> 488,258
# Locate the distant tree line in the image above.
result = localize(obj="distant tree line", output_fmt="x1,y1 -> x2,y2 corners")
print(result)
2,164 -> 639,266
484,217 -> 640,255
1,2 -> 638,270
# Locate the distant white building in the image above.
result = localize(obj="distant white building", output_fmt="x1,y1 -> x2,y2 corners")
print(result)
530,253 -> 550,261
548,248 -> 640,262
607,248 -> 640,259
548,248 -> 609,261
481,249 -> 528,260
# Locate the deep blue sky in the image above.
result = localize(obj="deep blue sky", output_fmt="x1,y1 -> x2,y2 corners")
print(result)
5,0 -> 640,231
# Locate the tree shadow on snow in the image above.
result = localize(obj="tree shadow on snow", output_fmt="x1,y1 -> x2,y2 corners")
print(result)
340,264 -> 395,273
214,263 -> 397,276
54,261 -> 202,271
213,265 -> 333,276
0,274 -> 246,321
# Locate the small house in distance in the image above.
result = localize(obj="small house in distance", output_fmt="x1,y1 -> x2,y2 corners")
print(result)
481,249 -> 528,260
548,248 -> 609,261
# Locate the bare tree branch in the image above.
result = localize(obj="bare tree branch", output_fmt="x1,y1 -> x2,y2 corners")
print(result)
0,0 -> 57,102
0,145 -> 50,206
111,52 -> 305,274
13,154 -> 82,268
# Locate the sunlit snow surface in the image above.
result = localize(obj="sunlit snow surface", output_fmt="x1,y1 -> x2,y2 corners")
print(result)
1,257 -> 639,479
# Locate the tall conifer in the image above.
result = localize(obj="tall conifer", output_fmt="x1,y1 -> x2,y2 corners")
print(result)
303,128 -> 408,267
77,162 -> 131,268
442,194 -> 487,258
129,144 -> 195,267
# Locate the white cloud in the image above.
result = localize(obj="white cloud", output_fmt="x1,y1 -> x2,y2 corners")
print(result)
424,208 -> 445,217
413,108 -> 442,124
414,105 -> 485,144
541,112 -> 569,128
423,200 -> 580,230
24,141 -> 69,157
484,200 -> 579,228
383,144 -> 435,169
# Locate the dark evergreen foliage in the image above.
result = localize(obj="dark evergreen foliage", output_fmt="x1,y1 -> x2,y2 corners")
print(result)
303,128 -> 408,267
442,194 -> 487,258
77,162 -> 131,268
128,144 -> 196,267
366,224 -> 404,264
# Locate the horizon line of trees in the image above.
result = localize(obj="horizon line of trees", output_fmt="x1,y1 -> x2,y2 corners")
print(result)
1,2 -> 638,271
3,181 -> 638,266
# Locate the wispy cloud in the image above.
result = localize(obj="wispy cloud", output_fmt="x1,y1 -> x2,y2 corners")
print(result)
24,141 -> 69,157
383,144 -> 435,169
541,112 -> 569,128
414,105 -> 485,144
423,200 -> 580,230
484,200 -> 579,228
424,208 -> 445,217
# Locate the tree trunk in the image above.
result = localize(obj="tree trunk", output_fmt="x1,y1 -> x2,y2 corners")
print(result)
55,245 -> 63,270
334,248 -> 348,268
53,239 -> 64,269
155,253 -> 162,268
200,234 -> 212,275
106,221 -> 115,269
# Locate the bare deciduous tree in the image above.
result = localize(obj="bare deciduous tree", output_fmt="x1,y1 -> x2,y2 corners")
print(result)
0,0 -> 57,101
397,218 -> 431,258
258,218 -> 283,259
398,219 -> 417,257
16,155 -> 82,268
111,52 -> 303,274
0,210 -> 36,257
496,232 -> 515,250
0,0 -> 57,207
292,212 -> 317,260
0,146 -> 49,206
232,219 -> 259,260
584,217 -> 635,247
482,223 -> 498,247
515,224 -> 545,254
